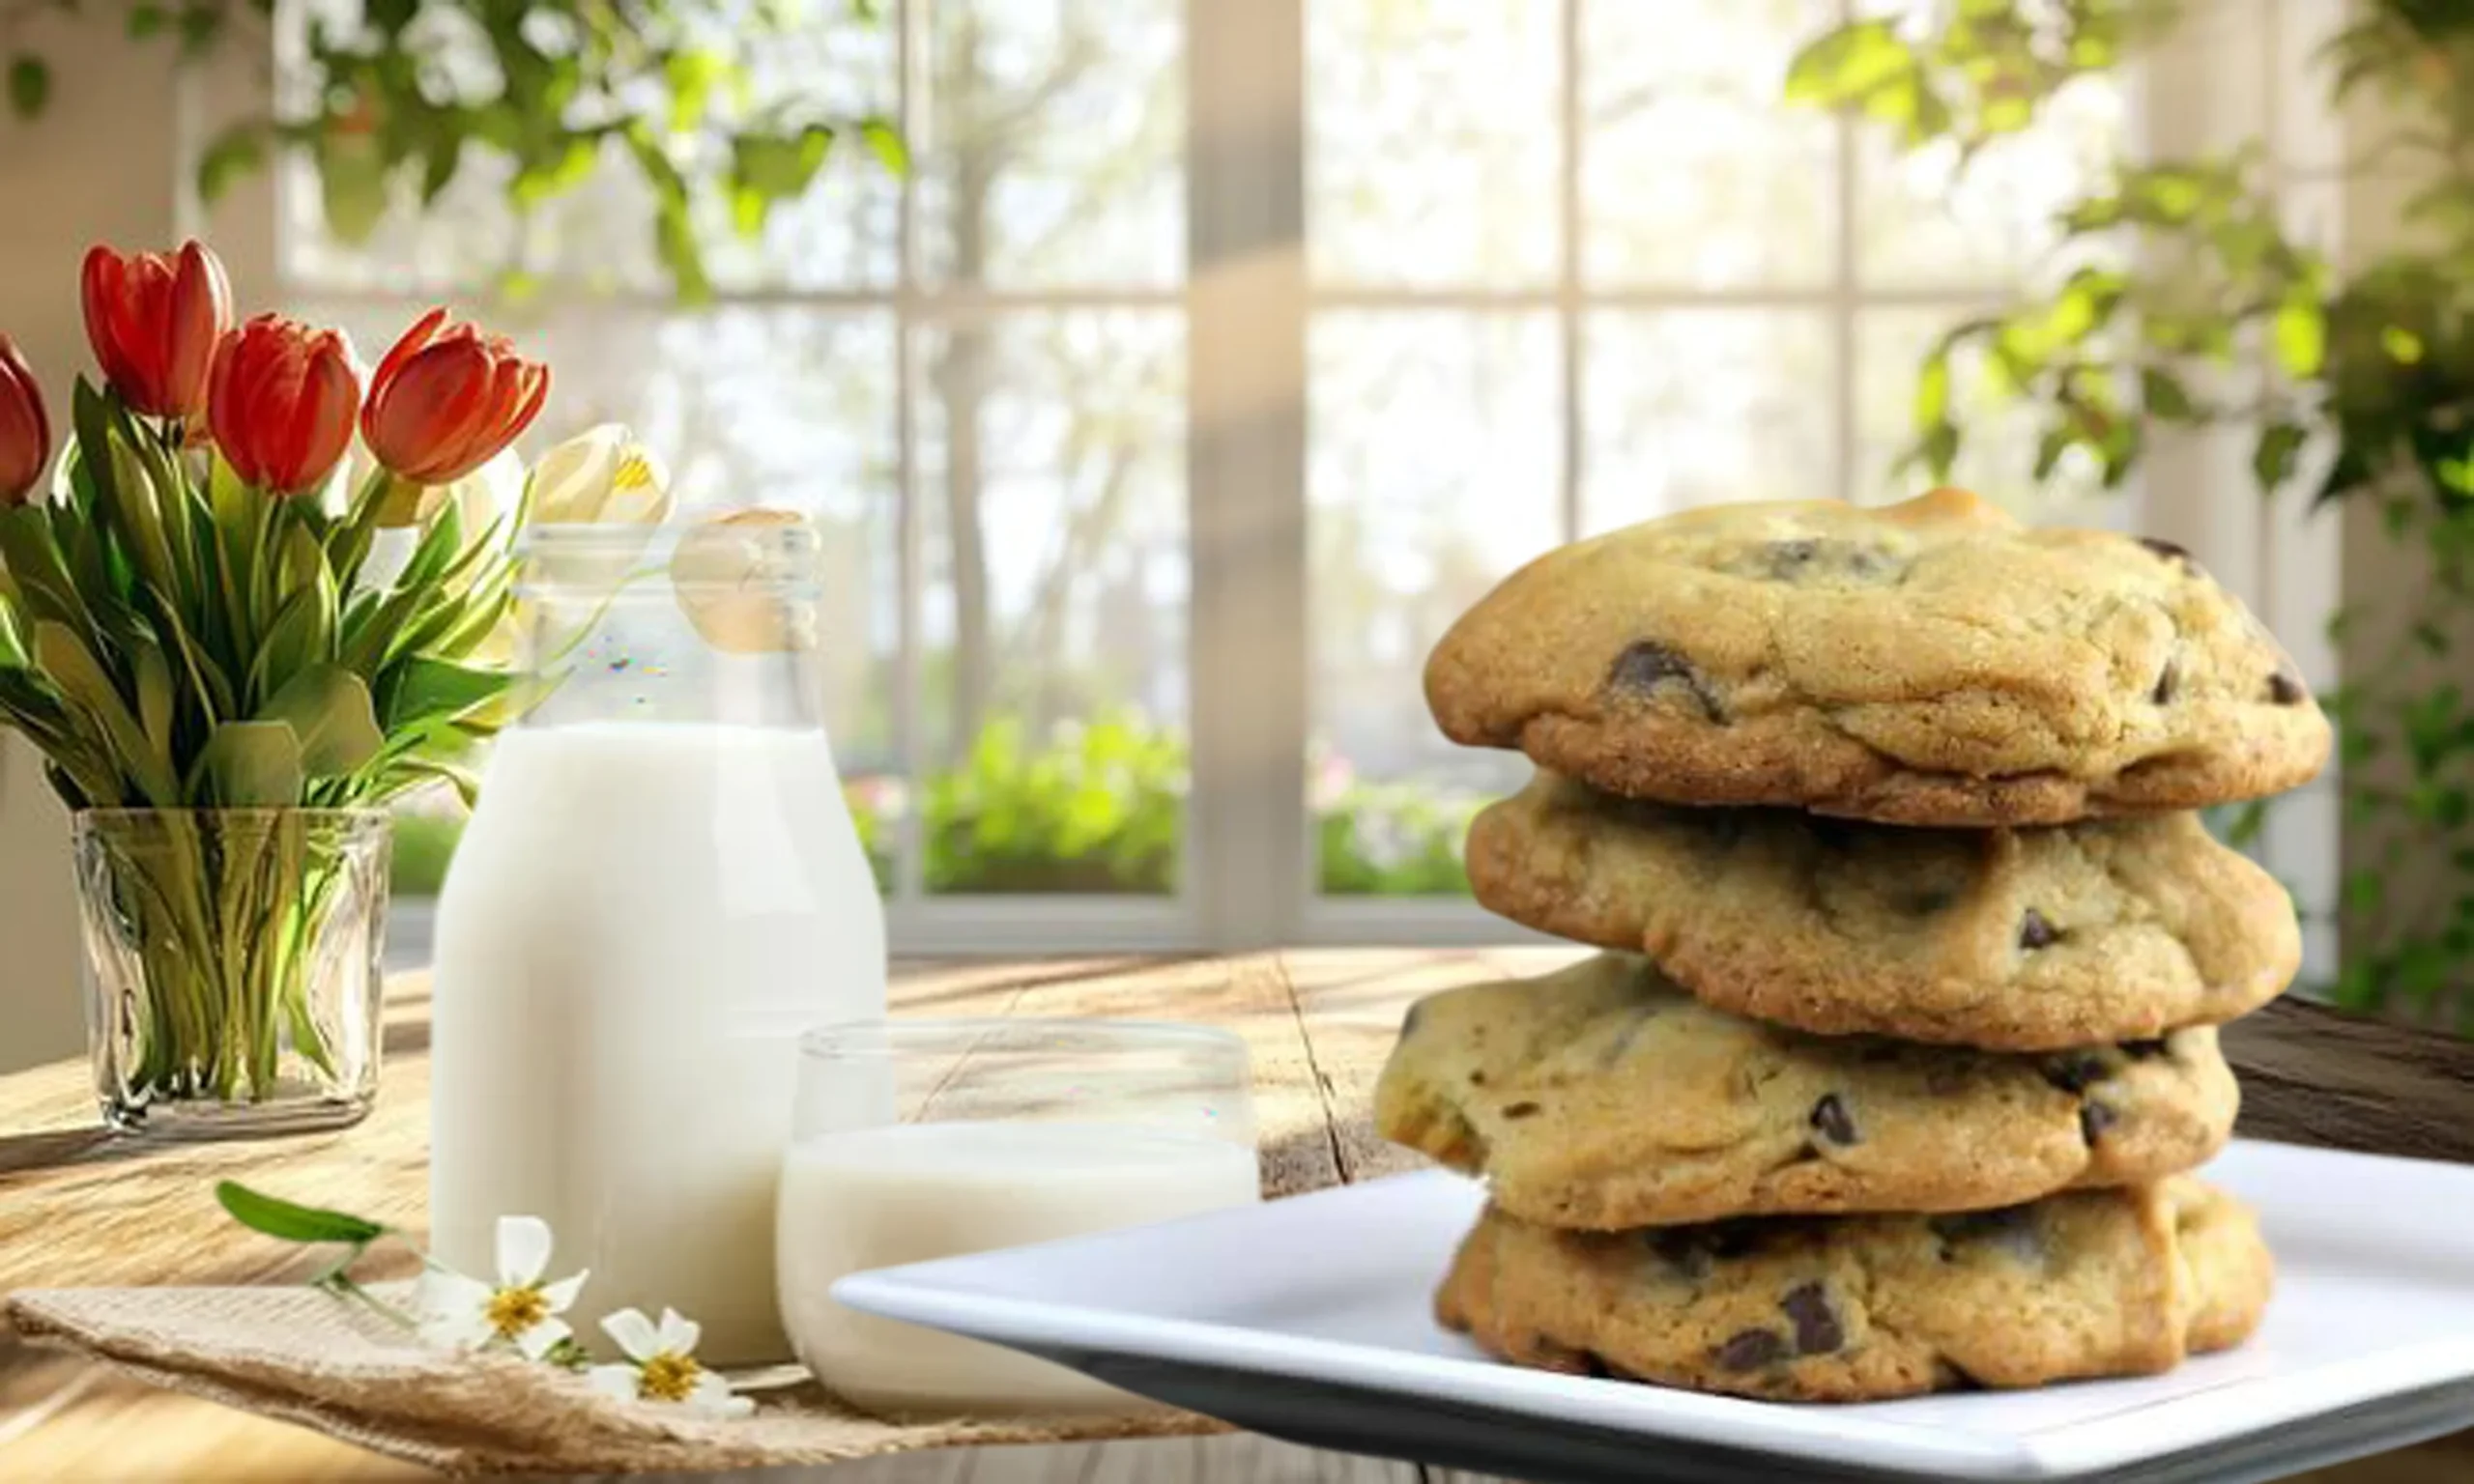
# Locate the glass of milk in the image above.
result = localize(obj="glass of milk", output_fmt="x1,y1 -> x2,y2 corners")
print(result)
778,1018 -> 1258,1416
430,519 -> 888,1368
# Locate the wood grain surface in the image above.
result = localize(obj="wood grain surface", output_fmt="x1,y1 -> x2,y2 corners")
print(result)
2,950 -> 2471,1483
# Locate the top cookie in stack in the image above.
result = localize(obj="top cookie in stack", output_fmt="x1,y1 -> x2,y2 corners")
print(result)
1424,485 -> 2330,827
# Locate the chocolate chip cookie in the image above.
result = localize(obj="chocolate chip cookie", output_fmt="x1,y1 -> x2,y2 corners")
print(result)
1424,488 -> 2331,825
1466,772 -> 2299,1050
1436,1177 -> 2270,1402
1377,955 -> 2236,1228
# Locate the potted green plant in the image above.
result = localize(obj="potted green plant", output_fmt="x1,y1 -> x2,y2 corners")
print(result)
0,239 -> 546,1135
1786,0 -> 2474,1028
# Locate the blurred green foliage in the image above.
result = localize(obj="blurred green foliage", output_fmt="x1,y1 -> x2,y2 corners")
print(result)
6,0 -> 902,301
389,808 -> 463,899
918,714 -> 1184,895
389,712 -> 1480,900
1791,0 -> 2474,1030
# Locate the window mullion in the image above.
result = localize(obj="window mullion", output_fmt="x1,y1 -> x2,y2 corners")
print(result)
1559,0 -> 1584,541
892,0 -> 927,907
1186,0 -> 1309,948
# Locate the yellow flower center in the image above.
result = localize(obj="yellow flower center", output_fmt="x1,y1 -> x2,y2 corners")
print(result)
637,1351 -> 704,1403
484,1285 -> 550,1340
612,452 -> 657,492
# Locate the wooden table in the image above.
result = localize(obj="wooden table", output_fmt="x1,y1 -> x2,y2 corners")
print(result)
3,950 -> 2471,1482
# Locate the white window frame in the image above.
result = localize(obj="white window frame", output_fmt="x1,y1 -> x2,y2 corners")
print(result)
197,0 -> 2345,962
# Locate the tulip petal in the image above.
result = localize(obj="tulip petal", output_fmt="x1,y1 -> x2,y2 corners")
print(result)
165,242 -> 233,418
0,335 -> 51,503
369,305 -> 447,395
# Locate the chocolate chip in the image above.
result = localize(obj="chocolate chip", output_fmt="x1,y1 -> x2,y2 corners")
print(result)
1901,888 -> 1956,915
1604,641 -> 1725,723
1712,1328 -> 1788,1371
2019,908 -> 2061,950
2151,659 -> 2178,704
1763,538 -> 1821,571
2121,1038 -> 2171,1060
2041,1052 -> 2112,1095
1501,1100 -> 1541,1120
1467,1070 -> 1487,1086
1780,1283 -> 1844,1355
2138,536 -> 2192,565
2080,1100 -> 2118,1144
1808,1094 -> 1859,1146
1739,537 -> 1905,582
2267,670 -> 2307,705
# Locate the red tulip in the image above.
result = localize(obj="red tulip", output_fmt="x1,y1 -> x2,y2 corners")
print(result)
361,307 -> 549,485
80,241 -> 233,421
0,335 -> 48,505
207,314 -> 361,496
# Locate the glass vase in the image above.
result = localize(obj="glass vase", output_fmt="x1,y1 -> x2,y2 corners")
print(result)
74,809 -> 389,1139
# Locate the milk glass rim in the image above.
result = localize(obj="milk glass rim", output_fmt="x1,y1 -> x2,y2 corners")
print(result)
518,521 -> 822,556
797,1016 -> 1248,1062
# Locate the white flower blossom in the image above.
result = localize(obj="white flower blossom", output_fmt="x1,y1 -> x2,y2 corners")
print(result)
416,1214 -> 589,1360
586,1306 -> 754,1418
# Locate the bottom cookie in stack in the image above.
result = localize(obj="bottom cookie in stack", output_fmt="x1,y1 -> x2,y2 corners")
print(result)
1436,1179 -> 2272,1402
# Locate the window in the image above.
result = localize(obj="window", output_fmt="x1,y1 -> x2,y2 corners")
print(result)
261,0 -> 2334,956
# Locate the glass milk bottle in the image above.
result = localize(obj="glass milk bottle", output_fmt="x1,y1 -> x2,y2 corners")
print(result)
429,516 -> 886,1365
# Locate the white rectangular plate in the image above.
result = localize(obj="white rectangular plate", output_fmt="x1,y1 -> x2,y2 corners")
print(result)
832,1141 -> 2474,1483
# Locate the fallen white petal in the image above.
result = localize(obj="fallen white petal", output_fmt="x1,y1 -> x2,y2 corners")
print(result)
585,1365 -> 641,1404
687,1373 -> 755,1419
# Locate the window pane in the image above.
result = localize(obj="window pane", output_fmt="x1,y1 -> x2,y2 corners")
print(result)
1852,15 -> 2128,289
914,311 -> 1188,894
1580,0 -> 1837,288
1310,312 -> 1558,896
1582,310 -> 1835,532
919,0 -> 1184,286
276,13 -> 900,295
1309,0 -> 1560,289
1855,307 -> 2116,520
287,300 -> 904,891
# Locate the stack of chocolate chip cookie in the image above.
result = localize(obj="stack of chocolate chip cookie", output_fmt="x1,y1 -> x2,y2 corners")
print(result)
1377,487 -> 2329,1402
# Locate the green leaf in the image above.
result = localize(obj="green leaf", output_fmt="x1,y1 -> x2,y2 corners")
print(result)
34,621 -> 177,805
665,48 -> 726,133
2253,421 -> 2307,490
1913,348 -> 1952,432
317,128 -> 391,245
858,118 -> 907,174
197,127 -> 268,205
259,665 -> 384,778
216,1181 -> 387,1246
128,4 -> 167,39
1915,420 -> 1961,479
8,55 -> 49,119
1783,20 -> 1912,107
2141,367 -> 2197,420
193,720 -> 303,807
135,645 -> 174,757
2272,291 -> 2327,378
385,657 -> 512,730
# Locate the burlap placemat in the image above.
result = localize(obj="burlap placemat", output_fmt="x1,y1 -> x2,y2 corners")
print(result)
6,1283 -> 1225,1475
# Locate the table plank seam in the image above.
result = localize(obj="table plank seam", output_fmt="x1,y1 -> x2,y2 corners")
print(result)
1275,955 -> 1354,1187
